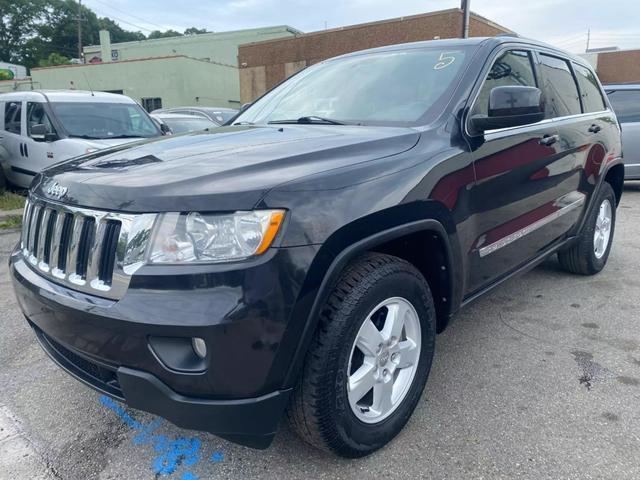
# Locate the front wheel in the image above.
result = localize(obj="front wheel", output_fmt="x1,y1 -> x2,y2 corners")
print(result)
287,253 -> 436,457
558,182 -> 616,275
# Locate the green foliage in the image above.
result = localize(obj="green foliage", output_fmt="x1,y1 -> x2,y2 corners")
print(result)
148,29 -> 183,39
38,52 -> 71,67
184,27 -> 207,35
0,0 -> 204,69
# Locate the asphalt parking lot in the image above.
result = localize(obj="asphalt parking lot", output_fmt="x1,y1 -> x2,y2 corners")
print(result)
1,184 -> 639,480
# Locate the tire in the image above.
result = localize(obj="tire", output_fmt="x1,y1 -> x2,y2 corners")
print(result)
287,253 -> 436,457
558,182 -> 616,275
0,168 -> 6,194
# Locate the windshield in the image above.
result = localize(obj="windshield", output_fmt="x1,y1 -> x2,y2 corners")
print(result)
162,117 -> 217,134
235,46 -> 472,127
51,102 -> 161,139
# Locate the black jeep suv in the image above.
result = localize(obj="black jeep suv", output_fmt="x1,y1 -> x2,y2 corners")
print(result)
10,36 -> 623,457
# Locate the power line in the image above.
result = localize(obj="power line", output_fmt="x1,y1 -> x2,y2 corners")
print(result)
87,0 -> 170,31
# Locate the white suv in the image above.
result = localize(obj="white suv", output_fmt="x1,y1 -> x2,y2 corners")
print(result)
0,90 -> 162,189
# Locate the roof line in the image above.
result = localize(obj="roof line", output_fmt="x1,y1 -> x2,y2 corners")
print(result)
238,9 -> 513,48
30,54 -> 238,71
83,25 -> 302,51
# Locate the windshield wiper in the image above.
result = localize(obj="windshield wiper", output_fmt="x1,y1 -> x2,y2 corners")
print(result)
268,116 -> 350,125
233,121 -> 255,126
70,134 -> 105,140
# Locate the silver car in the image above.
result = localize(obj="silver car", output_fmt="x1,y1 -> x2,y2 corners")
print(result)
605,84 -> 640,180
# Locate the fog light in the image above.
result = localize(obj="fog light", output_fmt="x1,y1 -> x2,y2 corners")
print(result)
192,337 -> 207,359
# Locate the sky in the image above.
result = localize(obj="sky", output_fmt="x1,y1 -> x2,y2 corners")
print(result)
82,0 -> 640,53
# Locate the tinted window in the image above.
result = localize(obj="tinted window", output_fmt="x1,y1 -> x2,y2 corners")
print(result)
471,50 -> 537,117
538,54 -> 581,118
4,101 -> 22,134
26,102 -> 56,137
50,102 -> 160,139
606,90 -> 640,123
236,47 -> 473,126
573,64 -> 606,113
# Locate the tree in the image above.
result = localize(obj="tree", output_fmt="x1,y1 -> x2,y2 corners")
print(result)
184,27 -> 207,35
0,0 -> 48,65
38,52 -> 71,67
147,29 -> 183,39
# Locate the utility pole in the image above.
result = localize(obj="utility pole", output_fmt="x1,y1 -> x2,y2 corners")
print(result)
461,0 -> 470,38
77,0 -> 83,62
586,27 -> 591,52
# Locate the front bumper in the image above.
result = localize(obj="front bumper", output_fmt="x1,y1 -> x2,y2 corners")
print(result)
10,244 -> 319,448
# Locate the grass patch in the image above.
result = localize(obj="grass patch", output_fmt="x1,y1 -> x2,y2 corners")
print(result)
0,191 -> 26,211
0,215 -> 21,229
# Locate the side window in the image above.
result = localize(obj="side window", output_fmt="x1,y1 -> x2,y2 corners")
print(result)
606,90 -> 640,123
26,102 -> 55,138
141,97 -> 162,112
537,54 -> 581,118
4,101 -> 22,134
573,64 -> 606,113
471,50 -> 537,117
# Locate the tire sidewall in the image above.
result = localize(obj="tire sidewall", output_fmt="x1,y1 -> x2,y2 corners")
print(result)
586,184 -> 616,272
331,268 -> 435,453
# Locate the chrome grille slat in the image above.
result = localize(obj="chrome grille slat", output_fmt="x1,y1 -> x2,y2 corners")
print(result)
36,208 -> 52,270
19,195 -> 155,300
86,217 -> 106,284
27,204 -> 41,258
49,211 -> 66,276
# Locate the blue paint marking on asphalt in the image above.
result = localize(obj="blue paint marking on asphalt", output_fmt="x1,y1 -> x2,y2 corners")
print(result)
210,451 -> 224,463
100,395 -> 223,479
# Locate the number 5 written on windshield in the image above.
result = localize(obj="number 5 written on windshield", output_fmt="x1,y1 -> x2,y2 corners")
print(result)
434,52 -> 457,70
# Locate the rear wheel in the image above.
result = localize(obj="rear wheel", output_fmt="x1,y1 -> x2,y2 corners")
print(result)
287,253 -> 436,457
558,182 -> 616,275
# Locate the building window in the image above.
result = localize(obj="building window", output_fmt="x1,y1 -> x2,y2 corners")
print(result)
141,97 -> 162,112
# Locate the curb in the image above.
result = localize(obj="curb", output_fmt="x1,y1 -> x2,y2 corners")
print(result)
0,209 -> 23,222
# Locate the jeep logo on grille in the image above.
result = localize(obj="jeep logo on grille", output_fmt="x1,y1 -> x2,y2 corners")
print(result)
46,182 -> 68,199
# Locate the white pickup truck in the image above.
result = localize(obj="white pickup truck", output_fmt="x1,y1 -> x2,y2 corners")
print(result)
0,90 -> 162,188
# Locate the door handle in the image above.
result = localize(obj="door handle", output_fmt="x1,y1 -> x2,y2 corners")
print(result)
588,124 -> 601,133
19,144 -> 24,156
24,144 -> 28,157
539,134 -> 559,146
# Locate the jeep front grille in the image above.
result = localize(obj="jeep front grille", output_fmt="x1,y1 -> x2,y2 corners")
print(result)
21,195 -> 156,300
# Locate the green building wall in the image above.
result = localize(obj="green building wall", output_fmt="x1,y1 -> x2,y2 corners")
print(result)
31,56 -> 240,109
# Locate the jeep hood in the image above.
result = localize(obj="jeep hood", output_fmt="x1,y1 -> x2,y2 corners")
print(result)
32,124 -> 420,212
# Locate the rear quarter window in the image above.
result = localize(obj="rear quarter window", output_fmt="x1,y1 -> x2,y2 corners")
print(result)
573,63 -> 606,113
538,54 -> 581,118
606,90 -> 640,123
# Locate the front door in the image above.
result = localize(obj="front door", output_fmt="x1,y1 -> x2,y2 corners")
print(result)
464,48 -> 582,295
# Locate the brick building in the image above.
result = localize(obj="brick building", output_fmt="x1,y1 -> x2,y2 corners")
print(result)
238,8 -> 512,103
581,49 -> 640,85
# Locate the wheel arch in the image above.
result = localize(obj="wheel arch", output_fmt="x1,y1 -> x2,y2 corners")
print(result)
280,203 -> 463,389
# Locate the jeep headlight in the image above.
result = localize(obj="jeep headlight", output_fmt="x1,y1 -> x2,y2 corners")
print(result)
148,210 -> 285,264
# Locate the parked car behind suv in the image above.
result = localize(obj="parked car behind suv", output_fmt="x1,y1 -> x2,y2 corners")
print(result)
0,90 -> 162,189
605,84 -> 640,180
152,106 -> 238,125
151,112 -> 219,134
10,36 -> 623,457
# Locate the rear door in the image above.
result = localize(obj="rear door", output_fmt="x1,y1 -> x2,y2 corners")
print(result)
465,47 -> 571,294
606,88 -> 640,178
535,53 -> 613,232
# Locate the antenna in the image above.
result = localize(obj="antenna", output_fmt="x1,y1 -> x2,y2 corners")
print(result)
82,71 -> 95,96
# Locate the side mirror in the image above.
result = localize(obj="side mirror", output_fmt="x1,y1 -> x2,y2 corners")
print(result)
31,124 -> 49,142
160,122 -> 172,135
470,86 -> 545,134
